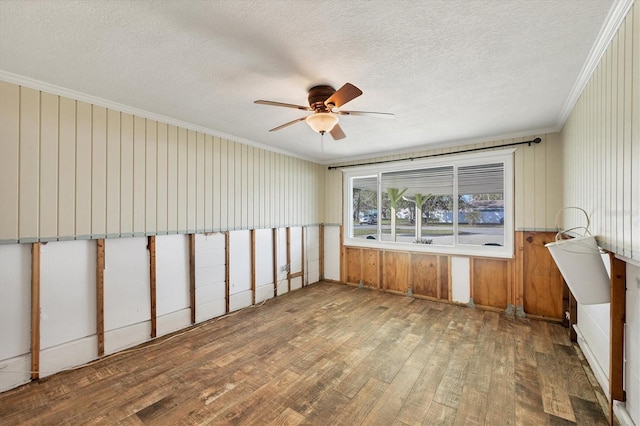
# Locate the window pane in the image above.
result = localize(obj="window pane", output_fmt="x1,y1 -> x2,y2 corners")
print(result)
352,177 -> 378,239
457,163 -> 504,246
381,166 -> 454,245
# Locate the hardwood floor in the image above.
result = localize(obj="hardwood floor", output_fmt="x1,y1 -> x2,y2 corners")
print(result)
0,282 -> 611,425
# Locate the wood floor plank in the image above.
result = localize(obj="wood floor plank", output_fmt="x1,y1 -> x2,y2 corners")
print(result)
0,282 -> 610,425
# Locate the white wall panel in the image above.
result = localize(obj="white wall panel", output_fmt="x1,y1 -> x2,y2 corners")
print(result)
323,226 -> 341,281
275,228 -> 288,293
40,240 -> 96,349
0,244 -> 31,359
229,291 -> 252,312
155,234 -> 189,316
451,256 -> 470,304
255,228 -> 273,287
103,237 -> 150,331
0,354 -> 30,393
576,303 -> 610,394
104,321 -> 151,356
157,309 -> 191,337
195,233 -> 226,322
255,284 -> 274,303
229,230 -> 251,295
626,262 -> 640,422
306,226 -> 320,285
290,227 -> 302,273
40,336 -> 97,379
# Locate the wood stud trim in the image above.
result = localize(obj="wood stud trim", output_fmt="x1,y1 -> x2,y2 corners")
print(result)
609,253 -> 626,405
96,239 -> 105,357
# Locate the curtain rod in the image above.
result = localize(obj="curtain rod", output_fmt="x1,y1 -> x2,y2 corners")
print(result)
327,137 -> 542,170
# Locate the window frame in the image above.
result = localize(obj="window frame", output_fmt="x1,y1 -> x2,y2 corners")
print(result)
342,148 -> 515,259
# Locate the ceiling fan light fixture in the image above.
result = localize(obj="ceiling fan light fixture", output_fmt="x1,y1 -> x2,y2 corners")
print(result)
306,113 -> 339,134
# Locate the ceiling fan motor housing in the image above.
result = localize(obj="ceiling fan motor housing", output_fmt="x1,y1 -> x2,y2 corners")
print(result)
308,85 -> 336,111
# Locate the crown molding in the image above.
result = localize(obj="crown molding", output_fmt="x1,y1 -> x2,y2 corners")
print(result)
556,0 -> 634,129
0,70 -> 318,164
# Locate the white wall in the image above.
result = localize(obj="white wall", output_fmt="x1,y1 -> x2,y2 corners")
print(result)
195,233 -> 226,322
624,262 -> 640,423
104,237 -> 151,355
306,226 -> 320,285
156,234 -> 191,335
39,240 -> 97,377
451,257 -> 471,304
229,230 -> 252,311
323,225 -> 341,281
0,244 -> 31,392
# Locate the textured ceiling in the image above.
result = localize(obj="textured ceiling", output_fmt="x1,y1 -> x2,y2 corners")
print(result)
0,0 -> 614,163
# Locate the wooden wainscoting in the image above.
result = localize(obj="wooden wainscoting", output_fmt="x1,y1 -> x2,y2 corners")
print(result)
518,231 -> 565,321
341,231 -> 564,321
470,257 -> 513,311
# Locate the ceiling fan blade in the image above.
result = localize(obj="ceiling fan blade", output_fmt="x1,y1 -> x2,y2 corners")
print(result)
329,124 -> 346,140
335,110 -> 395,118
268,116 -> 307,132
324,83 -> 362,108
255,100 -> 312,111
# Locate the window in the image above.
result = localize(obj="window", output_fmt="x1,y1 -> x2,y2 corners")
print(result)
343,149 -> 514,258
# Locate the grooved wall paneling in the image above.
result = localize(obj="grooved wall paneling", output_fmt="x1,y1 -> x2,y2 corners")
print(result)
561,3 -> 639,261
0,81 -> 325,242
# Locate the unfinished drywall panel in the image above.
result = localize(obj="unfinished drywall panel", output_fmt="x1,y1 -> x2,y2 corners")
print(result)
323,226 -> 341,281
104,238 -> 150,331
40,335 -> 98,379
40,240 -> 96,349
576,303 -> 610,394
0,243 -> 31,391
451,256 -> 471,304
291,276 -> 303,291
103,237 -> 151,354
39,240 -> 97,376
306,226 -> 320,284
195,233 -> 226,322
275,228 -> 288,294
290,226 -> 303,274
0,244 -> 31,359
156,234 -> 190,335
255,228 -> 274,303
626,262 -> 640,423
229,230 -> 251,311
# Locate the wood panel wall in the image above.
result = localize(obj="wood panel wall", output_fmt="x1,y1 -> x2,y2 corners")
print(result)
325,134 -> 563,232
343,231 -> 564,321
0,81 -> 325,243
561,2 -> 639,261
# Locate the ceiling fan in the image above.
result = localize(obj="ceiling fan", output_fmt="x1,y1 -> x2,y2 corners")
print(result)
254,83 -> 394,140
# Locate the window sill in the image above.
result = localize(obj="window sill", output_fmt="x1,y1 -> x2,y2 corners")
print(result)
343,237 -> 514,259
